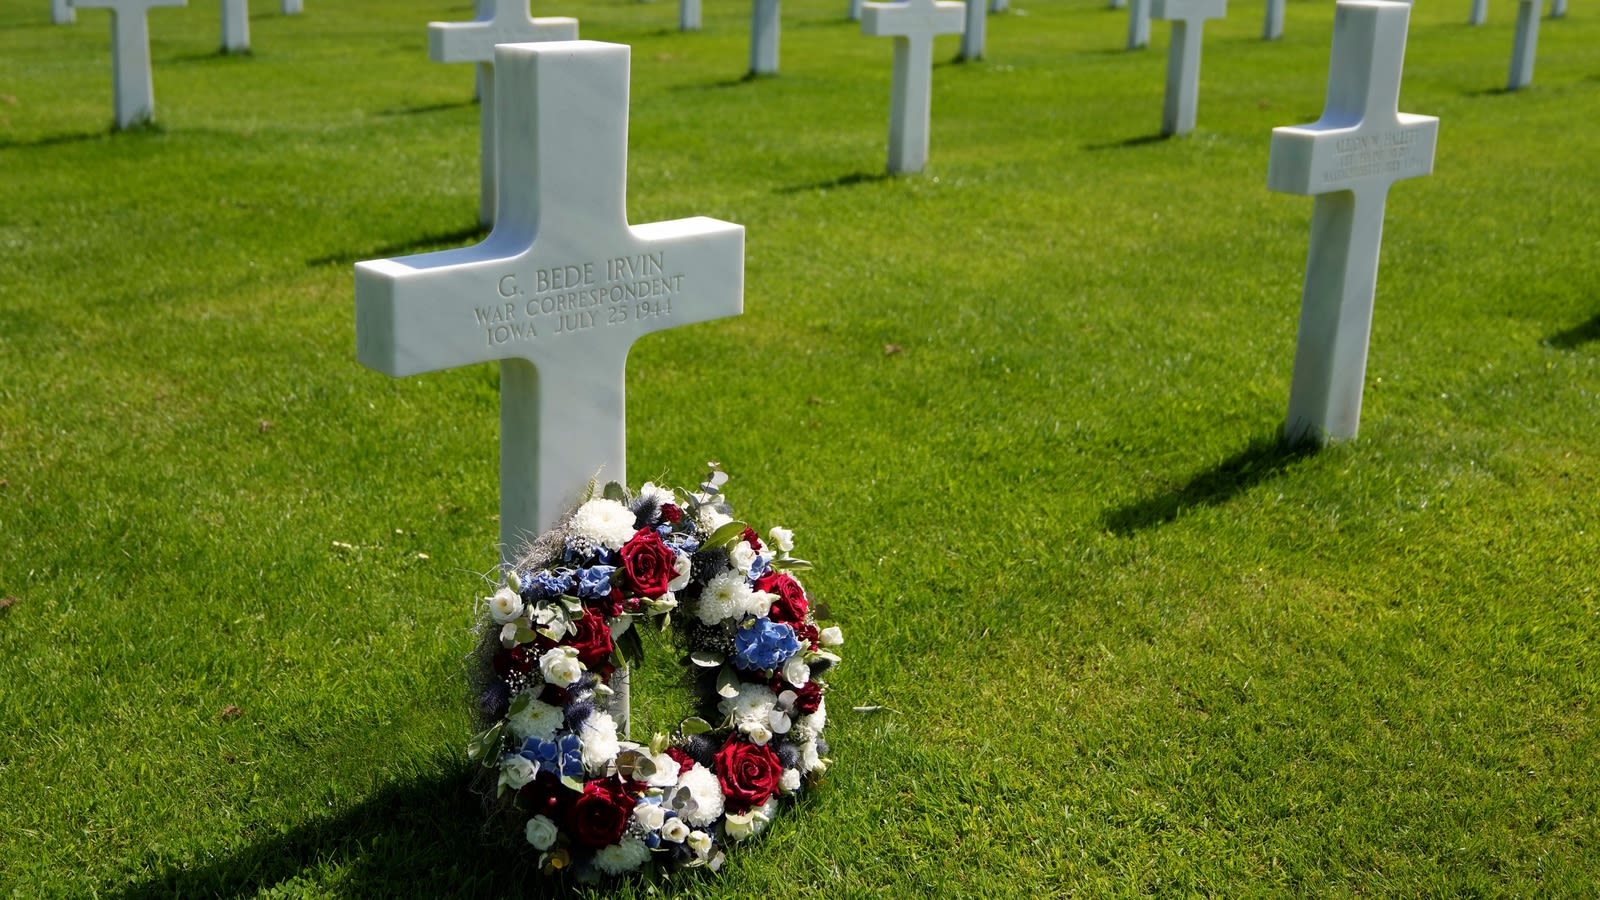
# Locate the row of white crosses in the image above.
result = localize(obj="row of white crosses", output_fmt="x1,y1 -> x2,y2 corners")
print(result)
63,0 -> 302,129
357,40 -> 745,735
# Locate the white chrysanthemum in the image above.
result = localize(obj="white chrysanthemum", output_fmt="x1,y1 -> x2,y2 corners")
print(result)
489,586 -> 524,623
638,481 -> 676,507
507,696 -> 564,742
539,646 -> 583,687
768,526 -> 795,552
571,498 -> 639,549
593,835 -> 651,875
729,541 -> 756,573
719,683 -> 778,729
580,711 -> 620,773
525,814 -> 558,851
696,570 -> 752,625
675,764 -> 726,827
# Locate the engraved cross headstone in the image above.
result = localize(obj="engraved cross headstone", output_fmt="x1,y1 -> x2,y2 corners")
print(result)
861,0 -> 965,174
356,41 -> 745,733
1267,0 -> 1437,446
1150,0 -> 1226,136
959,0 -> 985,61
1128,0 -> 1151,49
429,0 -> 579,227
52,0 -> 76,25
750,0 -> 779,75
221,0 -> 248,53
68,0 -> 187,129
1507,0 -> 1543,89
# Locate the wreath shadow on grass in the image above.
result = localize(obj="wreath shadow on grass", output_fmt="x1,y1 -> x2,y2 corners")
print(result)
1102,432 -> 1321,534
108,762 -> 712,899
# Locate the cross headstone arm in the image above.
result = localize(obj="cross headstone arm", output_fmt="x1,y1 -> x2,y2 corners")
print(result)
429,17 -> 579,63
356,252 -> 517,377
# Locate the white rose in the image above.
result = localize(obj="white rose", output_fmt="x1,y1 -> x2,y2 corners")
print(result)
768,526 -> 794,552
782,654 -> 810,687
498,622 -> 520,648
647,752 -> 681,788
525,814 -> 558,851
819,626 -> 844,646
647,592 -> 679,615
660,817 -> 691,843
740,720 -> 773,745
668,552 -> 692,591
489,586 -> 524,623
722,799 -> 775,843
729,540 -> 757,573
780,768 -> 801,793
539,646 -> 583,687
498,754 -> 537,791
686,830 -> 713,858
633,803 -> 666,831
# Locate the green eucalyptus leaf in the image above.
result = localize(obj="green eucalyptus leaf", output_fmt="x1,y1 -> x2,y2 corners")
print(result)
602,481 -> 626,502
716,664 -> 741,699
513,625 -> 538,644
560,774 -> 585,793
680,716 -> 713,736
507,693 -> 531,718
649,732 -> 669,756
704,520 -> 750,549
771,556 -> 813,571
467,721 -> 505,764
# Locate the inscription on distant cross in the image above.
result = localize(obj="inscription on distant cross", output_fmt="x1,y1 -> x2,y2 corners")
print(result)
68,0 -> 187,129
861,0 -> 965,174
429,0 -> 579,227
1267,0 -> 1437,446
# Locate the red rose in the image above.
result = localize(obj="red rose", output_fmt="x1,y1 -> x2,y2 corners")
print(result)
568,608 -> 614,669
660,503 -> 683,524
739,526 -> 763,552
793,622 -> 820,651
567,777 -> 638,849
714,737 -> 783,813
618,528 -> 677,598
493,644 -> 537,676
755,572 -> 808,625
665,747 -> 697,776
791,681 -> 823,715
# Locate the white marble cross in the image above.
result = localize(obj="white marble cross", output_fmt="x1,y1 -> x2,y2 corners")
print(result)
849,0 -> 863,21
959,0 -> 984,60
1469,0 -> 1487,25
990,0 -> 1006,10
1150,0 -> 1225,136
1127,0 -> 1150,49
861,0 -> 965,174
1507,0 -> 1543,90
1263,0 -> 1284,39
221,0 -> 248,53
1267,0 -> 1437,446
52,0 -> 75,24
281,0 -> 300,14
356,42 -> 744,733
750,0 -> 779,74
1110,0 -> 1126,8
681,0 -> 700,30
429,0 -> 579,227
69,0 -> 186,129
1551,0 -> 1566,18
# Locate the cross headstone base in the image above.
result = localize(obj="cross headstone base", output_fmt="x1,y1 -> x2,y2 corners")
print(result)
1469,0 -> 1487,25
53,0 -> 76,24
281,0 -> 301,14
1151,0 -> 1226,137
221,0 -> 249,53
960,0 -> 985,60
1263,0 -> 1283,39
72,0 -> 188,129
681,0 -> 701,29
750,0 -> 779,75
1507,0 -> 1542,90
1127,0 -> 1150,48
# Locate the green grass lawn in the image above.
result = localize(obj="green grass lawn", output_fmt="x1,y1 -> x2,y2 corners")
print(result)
3,0 -> 1598,894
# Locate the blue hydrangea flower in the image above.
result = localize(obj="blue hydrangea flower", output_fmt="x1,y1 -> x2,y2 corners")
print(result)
533,570 -> 575,598
521,734 -> 584,778
748,554 -> 772,580
577,565 -> 616,599
733,617 -> 803,672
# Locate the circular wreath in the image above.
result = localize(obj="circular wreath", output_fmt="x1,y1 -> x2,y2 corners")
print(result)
467,465 -> 842,879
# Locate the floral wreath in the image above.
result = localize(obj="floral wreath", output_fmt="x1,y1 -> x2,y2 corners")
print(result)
468,465 -> 842,879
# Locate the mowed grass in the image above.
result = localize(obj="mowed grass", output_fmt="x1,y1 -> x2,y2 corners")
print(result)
2,0 -> 1598,895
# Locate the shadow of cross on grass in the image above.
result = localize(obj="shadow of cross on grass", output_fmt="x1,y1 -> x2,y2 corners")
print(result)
1543,312 -> 1600,350
1102,433 -> 1321,535
108,765 -> 593,899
